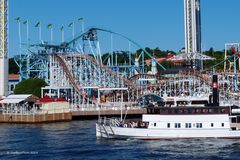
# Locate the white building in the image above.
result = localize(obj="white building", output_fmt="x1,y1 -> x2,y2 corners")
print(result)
8,74 -> 20,94
184,0 -> 201,54
0,0 -> 9,97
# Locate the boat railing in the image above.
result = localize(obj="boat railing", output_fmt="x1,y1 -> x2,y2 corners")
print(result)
98,117 -> 121,127
98,117 -> 149,128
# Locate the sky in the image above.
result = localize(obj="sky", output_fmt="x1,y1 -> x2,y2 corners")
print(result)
9,0 -> 240,57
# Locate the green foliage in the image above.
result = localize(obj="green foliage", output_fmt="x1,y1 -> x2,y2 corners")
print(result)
9,58 -> 19,74
203,48 -> 225,70
14,78 -> 47,97
100,47 -> 229,71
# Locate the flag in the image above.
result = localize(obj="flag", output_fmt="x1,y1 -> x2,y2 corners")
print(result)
231,46 -> 237,54
23,20 -> 28,25
47,24 -> 52,29
60,25 -> 64,31
15,17 -> 20,21
68,22 -> 73,27
230,46 -> 240,58
35,21 -> 40,27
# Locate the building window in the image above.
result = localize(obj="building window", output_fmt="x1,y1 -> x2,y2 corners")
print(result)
222,123 -> 224,127
167,123 -> 170,128
10,84 -> 14,91
211,123 -> 214,127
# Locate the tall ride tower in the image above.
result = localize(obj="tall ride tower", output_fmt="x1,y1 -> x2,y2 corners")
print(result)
0,0 -> 8,97
184,0 -> 201,54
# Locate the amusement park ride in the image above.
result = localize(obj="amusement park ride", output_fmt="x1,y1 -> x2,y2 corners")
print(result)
1,0 -> 240,111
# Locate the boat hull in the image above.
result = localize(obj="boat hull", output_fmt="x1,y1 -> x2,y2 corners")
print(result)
96,123 -> 240,140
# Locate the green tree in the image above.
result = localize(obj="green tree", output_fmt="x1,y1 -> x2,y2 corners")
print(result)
203,48 -> 225,70
9,58 -> 19,74
14,78 -> 47,97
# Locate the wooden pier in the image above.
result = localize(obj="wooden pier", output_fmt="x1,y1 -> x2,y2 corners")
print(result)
0,113 -> 72,123
0,108 -> 146,123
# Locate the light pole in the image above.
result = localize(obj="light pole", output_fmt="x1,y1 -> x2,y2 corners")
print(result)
15,17 -> 22,81
35,21 -> 41,41
23,20 -> 29,79
60,25 -> 64,42
47,24 -> 53,44
68,22 -> 74,39
78,17 -> 84,33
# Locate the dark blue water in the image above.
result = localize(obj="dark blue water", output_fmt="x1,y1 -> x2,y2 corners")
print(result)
0,120 -> 240,160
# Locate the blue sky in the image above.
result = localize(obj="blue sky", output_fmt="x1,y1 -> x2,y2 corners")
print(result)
9,0 -> 240,57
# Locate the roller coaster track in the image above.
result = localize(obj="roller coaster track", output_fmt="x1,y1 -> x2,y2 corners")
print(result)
54,53 -> 137,91
54,54 -> 86,96
128,74 -> 168,82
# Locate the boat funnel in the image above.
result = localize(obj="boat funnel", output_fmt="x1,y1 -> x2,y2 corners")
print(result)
212,74 -> 219,106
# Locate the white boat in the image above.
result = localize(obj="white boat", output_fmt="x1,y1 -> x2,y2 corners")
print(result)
96,106 -> 240,140
96,74 -> 240,139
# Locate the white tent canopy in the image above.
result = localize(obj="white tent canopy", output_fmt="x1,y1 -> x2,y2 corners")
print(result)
167,52 -> 215,61
0,94 -> 33,104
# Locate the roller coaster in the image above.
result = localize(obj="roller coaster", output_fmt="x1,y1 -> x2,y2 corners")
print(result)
14,26 -> 240,110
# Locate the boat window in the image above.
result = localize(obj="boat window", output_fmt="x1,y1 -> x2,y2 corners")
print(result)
155,109 -> 160,114
166,101 -> 174,105
196,109 -> 200,113
154,123 -> 156,127
196,123 -> 199,128
196,123 -> 202,128
232,118 -> 236,123
222,123 -> 224,127
185,123 -> 192,128
237,117 -> 240,123
191,101 -> 208,105
211,123 -> 214,127
175,123 -> 181,128
178,123 -> 181,128
202,109 -> 208,113
167,123 -> 170,128
174,109 -> 178,114
221,109 -> 224,113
